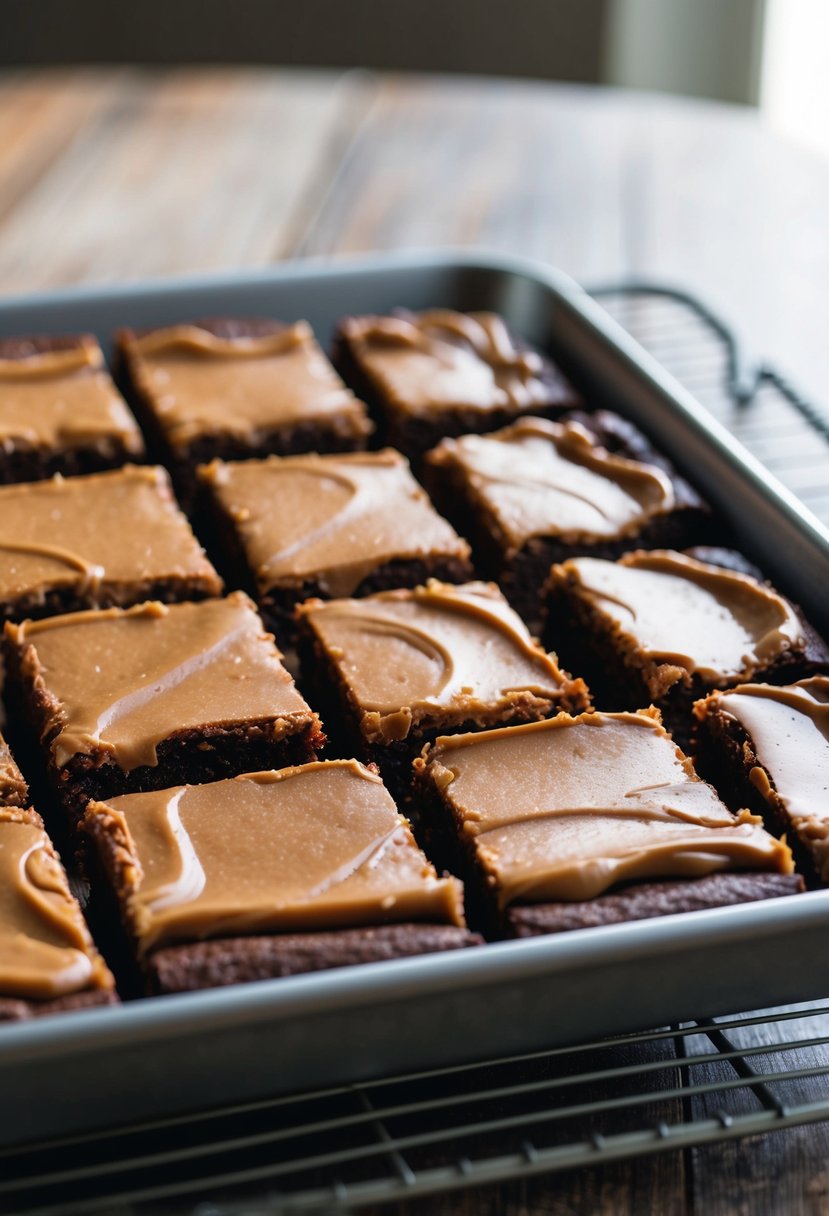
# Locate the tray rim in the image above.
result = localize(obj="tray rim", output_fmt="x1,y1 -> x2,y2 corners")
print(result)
2,887 -> 829,1067
0,248 -> 827,1091
1,246 -> 824,559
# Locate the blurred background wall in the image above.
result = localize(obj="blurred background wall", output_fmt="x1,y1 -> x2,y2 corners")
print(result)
2,0 -> 765,104
0,1 -> 610,81
5,0 -> 825,154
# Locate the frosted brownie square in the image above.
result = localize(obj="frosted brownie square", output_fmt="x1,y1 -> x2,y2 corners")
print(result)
0,806 -> 117,1020
199,449 -> 474,636
5,591 -> 324,820
415,709 -> 800,938
549,549 -> 829,744
118,318 -> 372,497
83,761 -> 480,994
0,334 -> 144,482
695,677 -> 829,884
0,464 -> 222,622
333,309 -> 580,458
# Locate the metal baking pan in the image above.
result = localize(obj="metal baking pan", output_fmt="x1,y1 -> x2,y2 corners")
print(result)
1,250 -> 828,1152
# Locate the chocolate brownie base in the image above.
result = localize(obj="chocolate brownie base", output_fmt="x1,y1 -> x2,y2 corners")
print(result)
147,923 -> 483,994
44,720 -> 325,823
0,444 -> 138,486
506,872 -> 803,937
0,576 -> 219,627
0,335 -> 144,483
0,987 -> 119,1022
333,315 -> 580,461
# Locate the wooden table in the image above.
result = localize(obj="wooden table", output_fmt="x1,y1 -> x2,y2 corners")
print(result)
2,68 -> 829,1215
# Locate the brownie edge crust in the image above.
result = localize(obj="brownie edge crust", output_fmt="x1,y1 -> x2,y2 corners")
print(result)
147,924 -> 482,994
506,872 -> 804,936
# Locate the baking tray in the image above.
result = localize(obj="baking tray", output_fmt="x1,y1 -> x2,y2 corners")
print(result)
1,249 -> 828,1154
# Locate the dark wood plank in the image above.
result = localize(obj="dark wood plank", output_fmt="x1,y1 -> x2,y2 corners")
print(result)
681,1005 -> 829,1216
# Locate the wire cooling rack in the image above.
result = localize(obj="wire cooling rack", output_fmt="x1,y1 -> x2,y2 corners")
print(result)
5,285 -> 829,1215
592,282 -> 829,526
4,1004 -> 829,1214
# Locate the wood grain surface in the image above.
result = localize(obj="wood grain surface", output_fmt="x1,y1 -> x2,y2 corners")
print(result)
1,67 -> 828,1215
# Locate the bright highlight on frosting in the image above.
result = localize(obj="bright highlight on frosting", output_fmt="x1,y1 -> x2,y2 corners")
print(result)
555,550 -> 803,681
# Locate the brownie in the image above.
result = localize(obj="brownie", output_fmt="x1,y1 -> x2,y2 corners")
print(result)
507,872 -> 803,936
424,414 -> 711,631
4,591 -> 325,820
198,449 -> 474,638
147,924 -> 481,993
82,761 -> 481,995
0,464 -> 222,623
414,709 -> 799,939
296,580 -> 589,805
548,549 -> 829,747
117,318 -> 373,499
0,732 -> 28,808
0,806 -> 117,1020
0,333 -> 145,482
695,677 -> 829,885
333,309 -> 580,459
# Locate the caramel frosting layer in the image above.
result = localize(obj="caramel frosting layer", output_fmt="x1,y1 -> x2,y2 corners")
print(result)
340,310 -> 558,416
0,465 -> 221,604
423,711 -> 792,907
0,808 -> 112,998
555,551 -> 803,682
83,761 -> 465,954
428,418 -> 676,550
700,678 -> 829,879
0,338 -> 144,452
201,450 -> 471,597
300,581 -> 580,742
8,592 -> 315,771
126,321 -> 370,447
